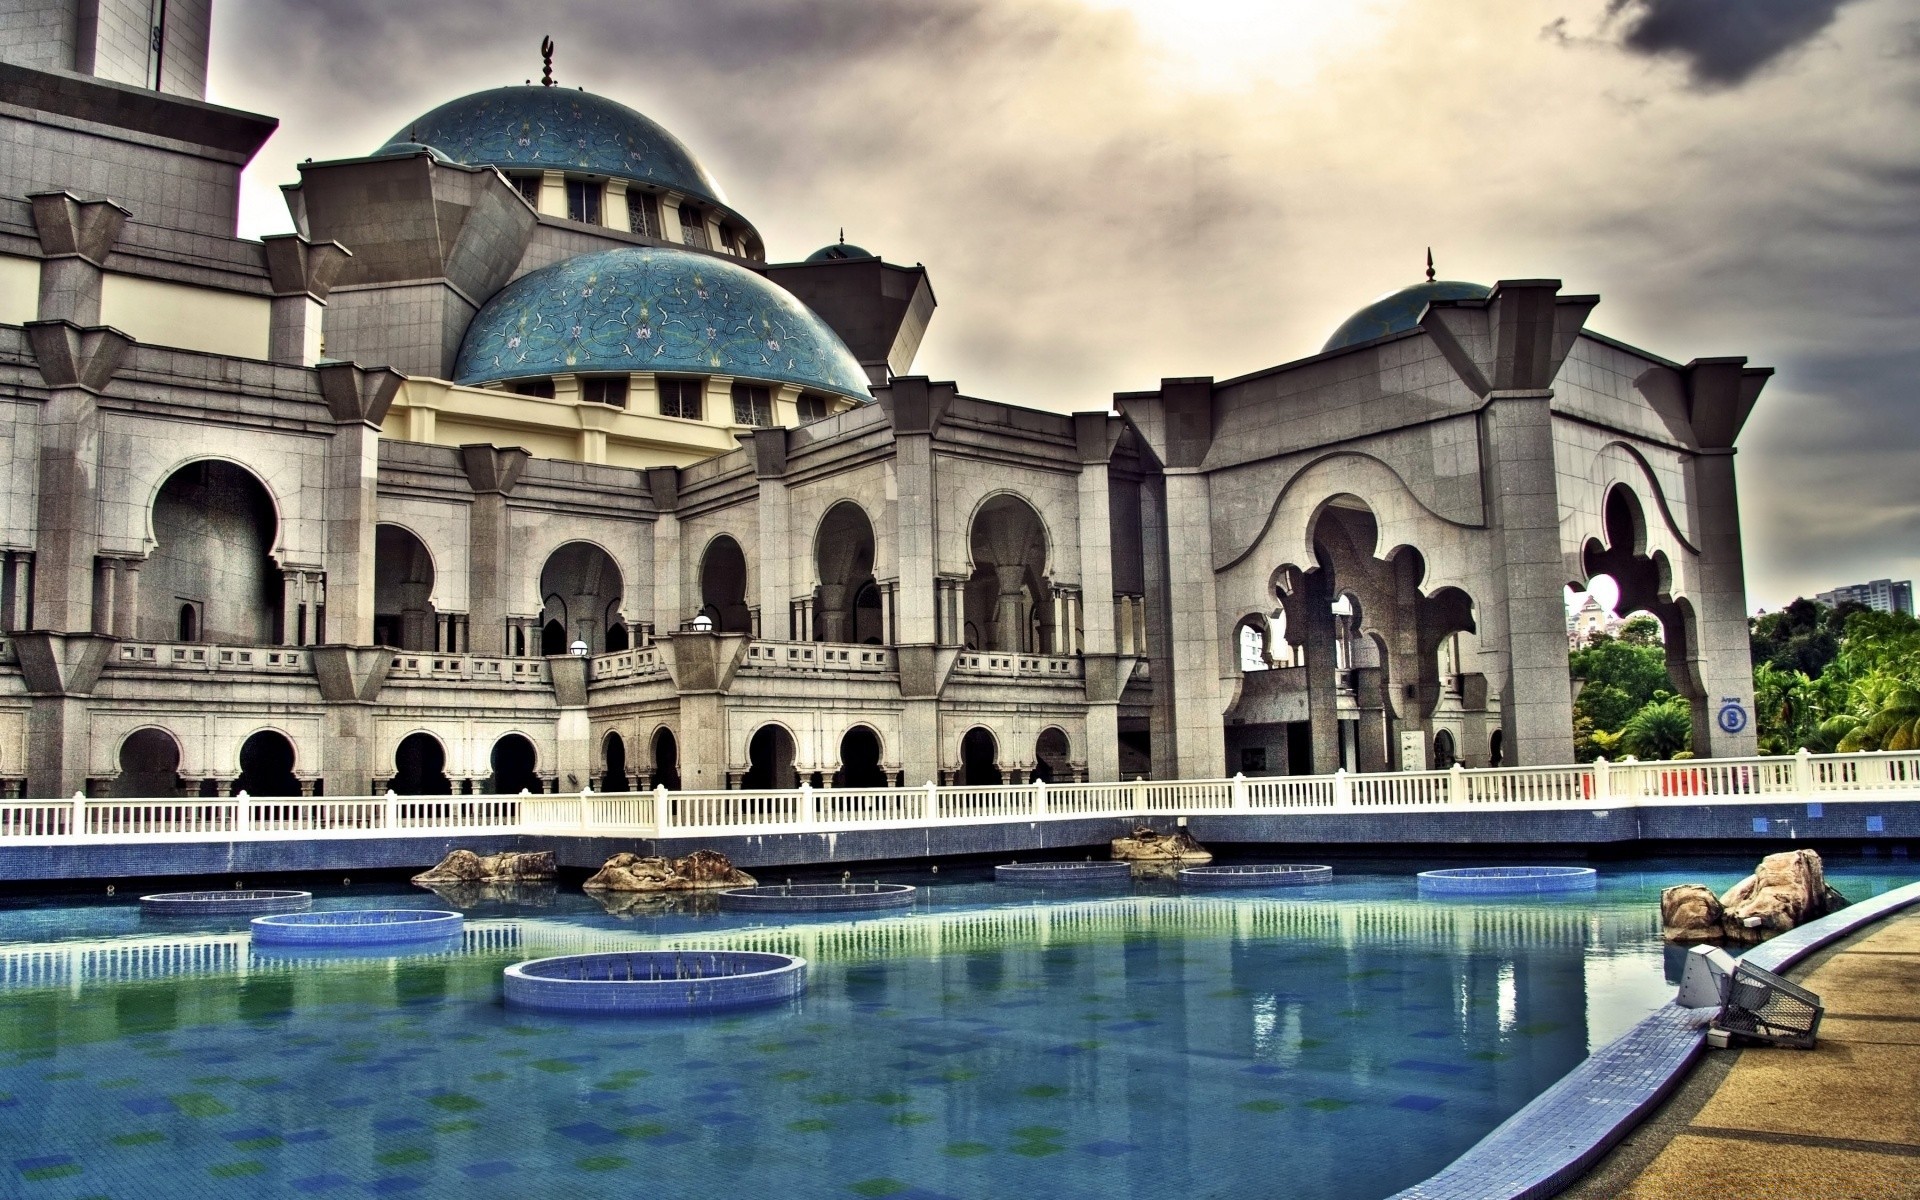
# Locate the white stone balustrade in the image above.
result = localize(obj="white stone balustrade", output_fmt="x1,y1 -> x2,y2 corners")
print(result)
112,641 -> 310,673
3,749 -> 1916,846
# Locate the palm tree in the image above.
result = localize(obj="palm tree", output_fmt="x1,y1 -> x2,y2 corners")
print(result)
1622,695 -> 1692,760
1837,680 -> 1920,752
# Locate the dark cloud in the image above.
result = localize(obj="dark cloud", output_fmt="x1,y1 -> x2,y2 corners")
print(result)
1604,0 -> 1862,87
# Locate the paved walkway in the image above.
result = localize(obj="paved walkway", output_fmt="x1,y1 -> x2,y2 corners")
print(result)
1566,909 -> 1920,1199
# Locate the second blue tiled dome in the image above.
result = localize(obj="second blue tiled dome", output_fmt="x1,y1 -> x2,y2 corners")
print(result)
380,86 -> 727,209
1322,280 -> 1491,353
455,247 -> 873,402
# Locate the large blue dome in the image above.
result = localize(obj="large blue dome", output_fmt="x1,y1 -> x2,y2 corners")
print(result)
380,86 -> 728,209
1322,280 -> 1491,353
455,247 -> 872,402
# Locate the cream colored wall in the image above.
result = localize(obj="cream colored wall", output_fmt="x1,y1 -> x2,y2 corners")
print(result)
0,255 -> 40,325
381,375 -> 745,468
99,274 -> 271,359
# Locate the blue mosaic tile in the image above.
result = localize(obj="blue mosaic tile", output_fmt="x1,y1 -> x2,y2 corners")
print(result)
1241,1064 -> 1285,1077
291,1174 -> 354,1193
371,1117 -> 425,1133
556,1122 -> 622,1145
460,1162 -> 516,1180
366,1176 -> 426,1195
1080,1140 -> 1140,1157
1392,1095 -> 1446,1112
122,1096 -> 175,1115
1393,1060 -> 1469,1076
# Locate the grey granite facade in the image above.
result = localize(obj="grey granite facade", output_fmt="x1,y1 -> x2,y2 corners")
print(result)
0,7 -> 1768,803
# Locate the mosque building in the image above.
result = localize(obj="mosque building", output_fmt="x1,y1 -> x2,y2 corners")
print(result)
0,3 -> 1767,800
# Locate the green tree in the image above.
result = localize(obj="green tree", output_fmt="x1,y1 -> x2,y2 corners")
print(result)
1570,632 -> 1671,759
1836,680 -> 1920,752
1622,694 -> 1693,760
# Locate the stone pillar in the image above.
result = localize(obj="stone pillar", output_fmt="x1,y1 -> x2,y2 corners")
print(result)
0,551 -> 32,631
114,559 -> 139,639
885,382 -> 942,646
991,564 -> 1025,652
815,584 -> 845,642
1302,570 -> 1342,774
751,427 -> 791,634
262,234 -> 351,367
316,364 -> 403,647
1073,419 -> 1121,656
1478,389 -> 1576,766
879,581 -> 896,646
25,322 -> 132,633
30,192 -> 127,327
1678,359 -> 1769,758
1161,470 -> 1226,780
459,444 -> 530,655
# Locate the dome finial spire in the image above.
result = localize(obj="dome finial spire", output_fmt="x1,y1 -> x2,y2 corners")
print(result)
1425,246 -> 1435,283
838,227 -> 845,245
540,36 -> 555,87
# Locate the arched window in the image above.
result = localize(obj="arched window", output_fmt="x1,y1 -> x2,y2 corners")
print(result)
393,732 -> 452,796
744,725 -> 797,790
651,727 -> 680,791
142,461 -> 280,645
1432,729 -> 1456,770
960,727 -> 1001,786
373,525 -> 436,651
814,502 -> 878,644
967,495 -> 1050,654
539,542 -> 624,654
177,603 -> 198,643
1034,727 -> 1071,784
235,730 -> 299,797
835,727 -> 887,789
699,537 -> 751,633
114,728 -> 182,798
489,734 -> 540,794
602,731 -> 630,792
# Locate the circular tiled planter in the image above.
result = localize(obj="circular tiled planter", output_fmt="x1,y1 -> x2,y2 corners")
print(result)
1416,866 -> 1598,897
1179,864 -> 1333,888
504,950 -> 807,1015
250,909 -> 463,946
141,889 -> 313,916
716,883 -> 917,913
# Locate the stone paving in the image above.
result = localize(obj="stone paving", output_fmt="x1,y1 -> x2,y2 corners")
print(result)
1576,910 -> 1920,1199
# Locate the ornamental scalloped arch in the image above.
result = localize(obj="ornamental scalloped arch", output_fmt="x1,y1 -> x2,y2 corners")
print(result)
136,454 -> 290,566
374,522 -> 442,611
964,490 -> 1054,578
1566,441 -> 1698,588
514,532 -> 634,625
834,721 -> 888,770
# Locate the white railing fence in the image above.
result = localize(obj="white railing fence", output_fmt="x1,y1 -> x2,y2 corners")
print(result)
2,748 -> 1916,845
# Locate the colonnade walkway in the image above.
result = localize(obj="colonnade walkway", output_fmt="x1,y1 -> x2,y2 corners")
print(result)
1568,909 -> 1920,1198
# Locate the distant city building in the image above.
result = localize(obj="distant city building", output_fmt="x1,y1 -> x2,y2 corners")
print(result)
1815,579 -> 1914,617
1567,596 -> 1623,646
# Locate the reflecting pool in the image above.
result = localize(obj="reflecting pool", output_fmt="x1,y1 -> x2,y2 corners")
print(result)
1,856 -> 1912,1199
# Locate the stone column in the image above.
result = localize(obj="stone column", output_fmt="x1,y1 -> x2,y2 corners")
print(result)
1301,570 -> 1342,774
26,323 -> 132,634
262,235 -> 351,367
1677,359 -> 1769,757
751,427 -> 791,635
316,364 -> 403,647
1161,470 -> 1226,780
990,564 -> 1025,652
114,560 -> 139,639
1478,389 -> 1576,766
459,444 -> 530,656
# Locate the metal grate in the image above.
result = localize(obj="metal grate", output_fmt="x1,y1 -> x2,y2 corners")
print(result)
1716,960 -> 1824,1049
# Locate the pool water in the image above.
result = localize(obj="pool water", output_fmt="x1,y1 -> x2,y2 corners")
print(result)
0,855 -> 1912,1199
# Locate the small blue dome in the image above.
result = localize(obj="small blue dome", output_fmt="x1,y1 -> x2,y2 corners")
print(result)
380,86 -> 727,209
372,141 -> 452,162
455,247 -> 872,402
806,243 -> 874,262
1323,280 -> 1491,353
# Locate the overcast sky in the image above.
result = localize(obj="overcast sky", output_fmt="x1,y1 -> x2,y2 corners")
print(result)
207,0 -> 1920,612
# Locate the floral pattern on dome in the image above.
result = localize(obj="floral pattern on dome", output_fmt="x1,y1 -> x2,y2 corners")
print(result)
380,86 -> 728,208
454,247 -> 872,402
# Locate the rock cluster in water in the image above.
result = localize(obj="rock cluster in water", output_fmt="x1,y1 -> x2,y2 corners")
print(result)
1110,824 -> 1212,863
583,849 -> 756,892
1660,849 -> 1849,944
412,849 -> 556,884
